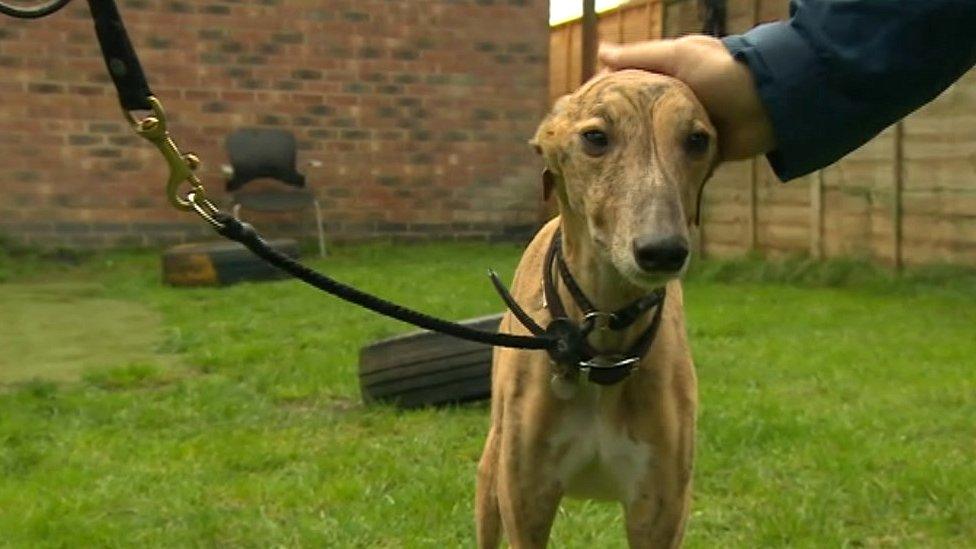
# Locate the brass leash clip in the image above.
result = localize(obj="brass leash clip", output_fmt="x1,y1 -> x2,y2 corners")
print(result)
126,96 -> 223,228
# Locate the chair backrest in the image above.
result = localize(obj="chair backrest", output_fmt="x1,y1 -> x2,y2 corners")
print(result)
225,128 -> 306,192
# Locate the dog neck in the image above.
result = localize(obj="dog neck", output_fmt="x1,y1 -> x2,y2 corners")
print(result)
556,212 -> 659,354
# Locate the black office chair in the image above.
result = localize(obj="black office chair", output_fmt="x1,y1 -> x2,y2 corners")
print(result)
222,128 -> 326,257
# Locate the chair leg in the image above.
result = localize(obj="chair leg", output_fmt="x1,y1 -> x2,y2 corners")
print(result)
312,199 -> 327,257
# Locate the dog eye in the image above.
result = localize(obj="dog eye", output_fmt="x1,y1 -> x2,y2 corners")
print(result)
684,131 -> 710,155
580,130 -> 609,156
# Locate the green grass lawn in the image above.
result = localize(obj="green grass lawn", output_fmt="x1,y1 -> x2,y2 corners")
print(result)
1,242 -> 974,547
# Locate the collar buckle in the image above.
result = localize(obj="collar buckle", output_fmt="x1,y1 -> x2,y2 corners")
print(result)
579,355 -> 640,385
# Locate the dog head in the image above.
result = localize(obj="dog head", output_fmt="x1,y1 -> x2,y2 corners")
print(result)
532,70 -> 718,288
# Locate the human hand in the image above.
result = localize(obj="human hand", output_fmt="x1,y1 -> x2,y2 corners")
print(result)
600,36 -> 775,161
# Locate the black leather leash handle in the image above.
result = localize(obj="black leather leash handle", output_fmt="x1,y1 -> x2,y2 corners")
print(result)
87,0 -> 153,111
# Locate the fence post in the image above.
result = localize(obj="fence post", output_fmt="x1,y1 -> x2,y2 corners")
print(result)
893,121 -> 904,270
582,0 -> 598,81
746,0 -> 761,253
748,159 -> 759,251
810,170 -> 824,259
565,26 -> 574,92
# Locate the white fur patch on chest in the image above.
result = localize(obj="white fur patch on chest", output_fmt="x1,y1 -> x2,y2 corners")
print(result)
548,384 -> 652,504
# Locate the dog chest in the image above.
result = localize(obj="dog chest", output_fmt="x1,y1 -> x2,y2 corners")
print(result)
548,387 -> 652,504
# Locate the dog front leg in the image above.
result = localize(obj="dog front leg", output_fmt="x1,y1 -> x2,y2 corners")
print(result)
622,425 -> 695,549
476,426 -> 502,549
622,484 -> 692,549
496,422 -> 563,548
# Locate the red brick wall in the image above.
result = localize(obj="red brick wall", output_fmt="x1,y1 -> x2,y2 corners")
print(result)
0,0 -> 549,248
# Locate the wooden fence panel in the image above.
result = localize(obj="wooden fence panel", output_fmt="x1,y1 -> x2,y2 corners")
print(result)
620,2 -> 660,42
663,0 -> 701,36
756,159 -> 811,254
901,69 -> 976,264
821,127 -> 897,261
569,23 -> 583,95
598,11 -> 622,43
549,28 -> 571,104
727,0 -> 758,33
701,159 -> 753,257
757,0 -> 789,22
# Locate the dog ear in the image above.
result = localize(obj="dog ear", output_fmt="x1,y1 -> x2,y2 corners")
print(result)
532,95 -> 571,200
529,94 -> 572,155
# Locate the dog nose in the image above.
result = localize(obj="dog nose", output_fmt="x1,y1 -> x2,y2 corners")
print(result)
632,235 -> 689,273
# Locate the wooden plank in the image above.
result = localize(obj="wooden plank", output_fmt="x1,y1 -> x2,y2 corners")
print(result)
901,190 -> 976,216
758,0 -> 790,21
702,208 -> 753,224
568,23 -> 581,91
649,0 -> 663,39
756,203 -> 817,226
619,4 -> 651,42
706,241 -> 751,258
598,11 -> 621,44
903,158 -> 976,191
727,0 -> 759,33
663,0 -> 700,37
617,5 -> 625,41
549,28 -> 570,102
756,223 -> 811,246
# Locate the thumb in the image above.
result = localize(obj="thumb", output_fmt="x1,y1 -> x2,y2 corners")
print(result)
598,40 -> 678,76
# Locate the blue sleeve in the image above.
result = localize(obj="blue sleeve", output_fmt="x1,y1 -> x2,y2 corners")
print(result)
722,0 -> 976,181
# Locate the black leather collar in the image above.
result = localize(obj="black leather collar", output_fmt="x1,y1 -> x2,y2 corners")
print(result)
542,230 -> 666,386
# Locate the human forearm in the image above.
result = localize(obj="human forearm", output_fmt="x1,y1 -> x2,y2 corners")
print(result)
725,0 -> 976,180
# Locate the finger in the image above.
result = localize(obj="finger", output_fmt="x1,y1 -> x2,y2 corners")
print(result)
598,40 -> 678,76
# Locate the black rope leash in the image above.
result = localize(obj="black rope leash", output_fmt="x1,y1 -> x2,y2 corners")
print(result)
214,211 -> 558,351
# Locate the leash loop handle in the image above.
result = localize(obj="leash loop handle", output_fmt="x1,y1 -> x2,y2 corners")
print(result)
88,0 -> 154,111
214,212 -> 556,352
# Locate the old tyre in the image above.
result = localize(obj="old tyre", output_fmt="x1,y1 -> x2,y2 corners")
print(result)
161,239 -> 300,286
358,314 -> 503,408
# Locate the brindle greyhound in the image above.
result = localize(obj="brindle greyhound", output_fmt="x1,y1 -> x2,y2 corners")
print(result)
475,70 -> 718,549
